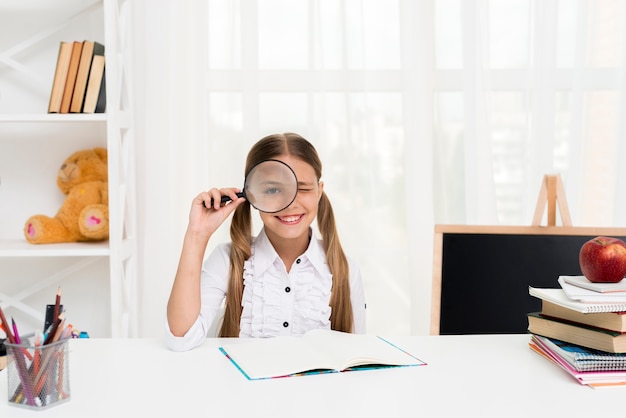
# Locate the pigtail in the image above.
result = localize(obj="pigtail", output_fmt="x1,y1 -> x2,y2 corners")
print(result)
318,192 -> 354,333
219,202 -> 252,337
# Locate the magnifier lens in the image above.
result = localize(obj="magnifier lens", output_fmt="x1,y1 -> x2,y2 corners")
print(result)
244,160 -> 298,213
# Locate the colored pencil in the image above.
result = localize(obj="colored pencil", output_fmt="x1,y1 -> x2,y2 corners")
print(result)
12,317 -> 21,344
0,305 -> 15,343
53,287 -> 61,325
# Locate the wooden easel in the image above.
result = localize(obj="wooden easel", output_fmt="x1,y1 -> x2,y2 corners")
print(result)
532,174 -> 572,227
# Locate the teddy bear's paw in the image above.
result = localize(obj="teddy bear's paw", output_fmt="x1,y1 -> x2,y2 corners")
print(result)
79,205 -> 109,240
24,216 -> 68,244
24,218 -> 42,243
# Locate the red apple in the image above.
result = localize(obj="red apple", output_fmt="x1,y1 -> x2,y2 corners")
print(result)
579,236 -> 626,283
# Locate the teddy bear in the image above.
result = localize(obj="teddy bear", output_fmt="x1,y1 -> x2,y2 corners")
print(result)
24,147 -> 109,244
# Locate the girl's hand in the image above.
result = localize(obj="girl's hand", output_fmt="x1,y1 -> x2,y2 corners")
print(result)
187,187 -> 246,237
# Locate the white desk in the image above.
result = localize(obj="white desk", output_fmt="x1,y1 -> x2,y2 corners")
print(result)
0,334 -> 624,417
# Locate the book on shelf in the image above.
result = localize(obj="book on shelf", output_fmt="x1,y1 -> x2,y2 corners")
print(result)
59,41 -> 83,113
541,299 -> 626,333
47,42 -> 73,113
219,329 -> 426,380
529,286 -> 626,313
527,312 -> 626,353
70,40 -> 105,113
94,69 -> 106,113
559,275 -> 626,294
82,55 -> 106,114
528,334 -> 626,387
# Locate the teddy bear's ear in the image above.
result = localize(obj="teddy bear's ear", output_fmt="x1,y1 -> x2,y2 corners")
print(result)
93,147 -> 108,164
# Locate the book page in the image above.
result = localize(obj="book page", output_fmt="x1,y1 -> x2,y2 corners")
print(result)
302,329 -> 423,370
220,336 -> 337,380
219,329 -> 425,380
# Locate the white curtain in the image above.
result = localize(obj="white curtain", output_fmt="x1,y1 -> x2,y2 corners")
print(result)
132,0 -> 626,337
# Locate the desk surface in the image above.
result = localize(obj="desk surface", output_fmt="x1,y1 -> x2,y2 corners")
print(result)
0,334 -> 624,417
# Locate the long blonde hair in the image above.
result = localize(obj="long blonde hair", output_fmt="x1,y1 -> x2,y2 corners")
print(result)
219,133 -> 354,337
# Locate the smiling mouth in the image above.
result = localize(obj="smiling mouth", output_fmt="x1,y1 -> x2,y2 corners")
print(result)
276,214 -> 304,224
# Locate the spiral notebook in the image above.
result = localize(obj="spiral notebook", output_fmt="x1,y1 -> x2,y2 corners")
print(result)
557,277 -> 626,303
529,287 -> 626,313
529,334 -> 626,387
535,335 -> 626,372
559,275 -> 626,294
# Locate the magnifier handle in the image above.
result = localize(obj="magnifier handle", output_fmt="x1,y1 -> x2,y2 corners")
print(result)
209,192 -> 245,207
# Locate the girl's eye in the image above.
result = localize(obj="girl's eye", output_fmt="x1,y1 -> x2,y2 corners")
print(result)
264,187 -> 281,195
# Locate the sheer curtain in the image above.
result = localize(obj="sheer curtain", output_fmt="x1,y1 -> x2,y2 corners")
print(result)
133,0 -> 626,338
434,0 -> 626,228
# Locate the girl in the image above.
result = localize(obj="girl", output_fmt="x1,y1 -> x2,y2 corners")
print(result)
166,133 -> 366,351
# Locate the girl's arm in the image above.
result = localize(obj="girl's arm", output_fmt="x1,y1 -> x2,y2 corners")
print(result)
167,188 -> 244,336
167,229 -> 210,336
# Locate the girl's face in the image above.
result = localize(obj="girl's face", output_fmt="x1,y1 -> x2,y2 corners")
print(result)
259,154 -> 323,243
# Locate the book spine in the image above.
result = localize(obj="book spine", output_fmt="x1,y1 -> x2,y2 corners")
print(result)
94,64 -> 106,113
47,42 -> 72,114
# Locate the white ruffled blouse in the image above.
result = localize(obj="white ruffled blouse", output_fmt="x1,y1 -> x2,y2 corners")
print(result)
165,228 -> 366,351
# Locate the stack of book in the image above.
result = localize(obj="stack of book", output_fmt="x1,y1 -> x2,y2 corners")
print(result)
528,275 -> 626,388
48,40 -> 106,114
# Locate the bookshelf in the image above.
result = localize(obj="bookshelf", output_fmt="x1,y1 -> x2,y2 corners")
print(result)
0,0 -> 137,338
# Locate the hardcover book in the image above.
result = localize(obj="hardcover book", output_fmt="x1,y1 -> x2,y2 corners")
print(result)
540,299 -> 626,333
47,42 -> 73,113
70,40 -> 105,113
219,329 -> 426,380
59,41 -> 83,113
527,312 -> 626,353
82,55 -> 105,114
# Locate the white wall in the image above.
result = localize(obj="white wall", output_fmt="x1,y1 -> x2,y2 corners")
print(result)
132,4 -> 179,338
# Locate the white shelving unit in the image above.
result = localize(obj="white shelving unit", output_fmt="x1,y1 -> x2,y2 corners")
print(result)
0,0 -> 137,338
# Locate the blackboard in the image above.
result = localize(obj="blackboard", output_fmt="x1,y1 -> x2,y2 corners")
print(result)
430,225 -> 626,335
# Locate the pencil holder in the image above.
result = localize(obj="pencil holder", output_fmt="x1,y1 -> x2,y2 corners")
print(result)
4,338 -> 71,410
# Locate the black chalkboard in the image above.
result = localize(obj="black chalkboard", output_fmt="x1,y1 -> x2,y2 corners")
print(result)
430,225 -> 626,335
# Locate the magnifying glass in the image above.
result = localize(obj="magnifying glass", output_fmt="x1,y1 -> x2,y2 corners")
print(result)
212,159 -> 298,213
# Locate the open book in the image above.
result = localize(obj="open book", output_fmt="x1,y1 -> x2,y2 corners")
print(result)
219,329 -> 426,380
